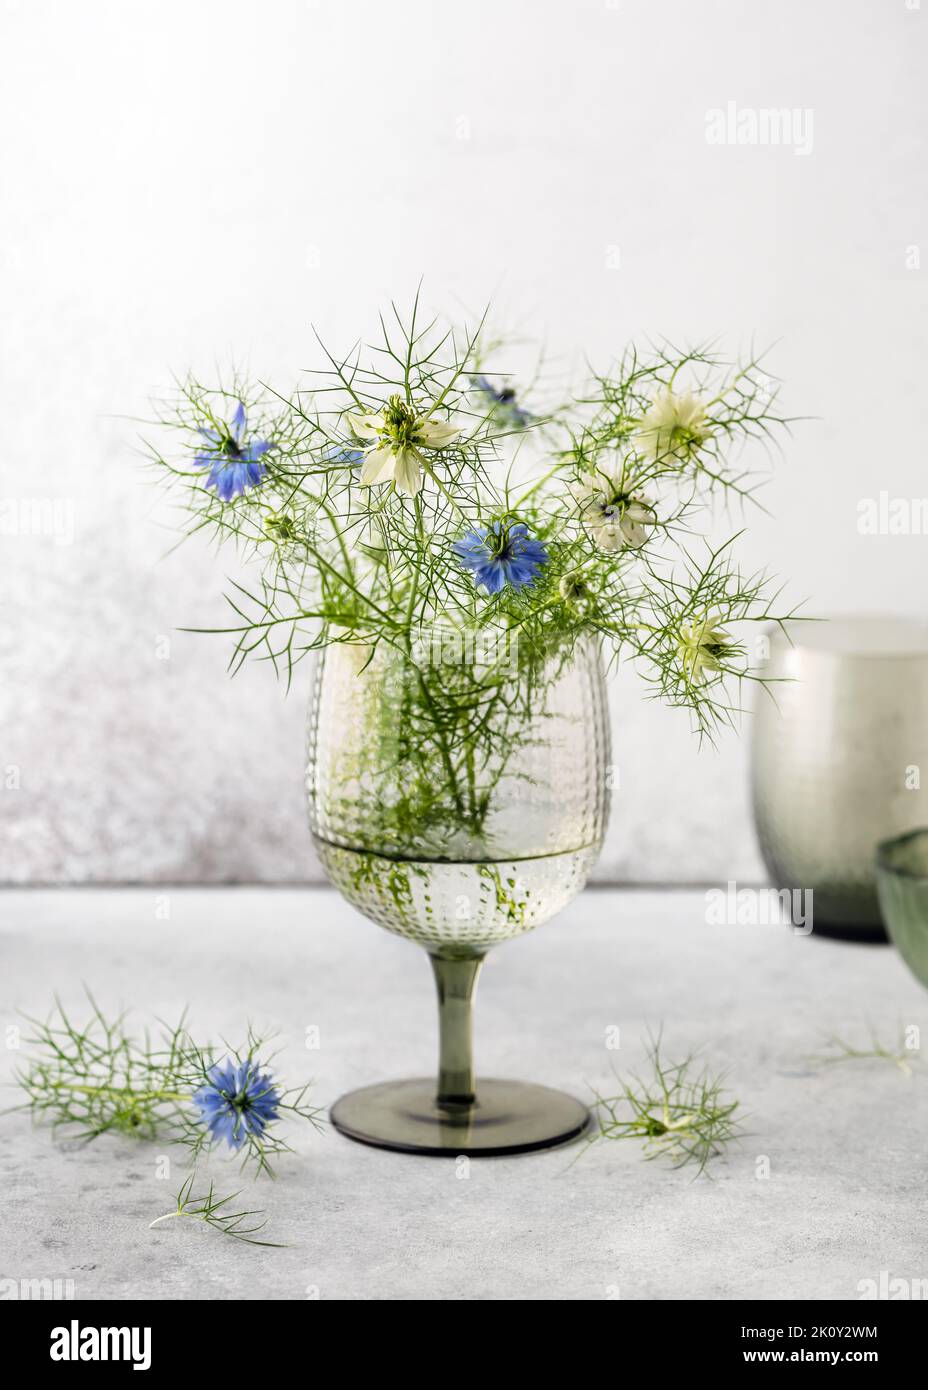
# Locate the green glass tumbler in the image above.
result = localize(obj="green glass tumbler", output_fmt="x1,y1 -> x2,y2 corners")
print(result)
752,617 -> 928,940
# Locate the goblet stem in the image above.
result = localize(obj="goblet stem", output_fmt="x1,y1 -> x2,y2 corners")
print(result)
429,952 -> 485,1107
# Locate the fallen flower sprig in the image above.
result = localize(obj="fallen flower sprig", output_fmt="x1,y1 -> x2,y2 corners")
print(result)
12,995 -> 323,1177
589,1036 -> 741,1174
809,1026 -> 920,1078
149,1172 -> 285,1248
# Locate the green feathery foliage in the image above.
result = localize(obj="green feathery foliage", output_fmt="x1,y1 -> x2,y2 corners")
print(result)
149,1173 -> 285,1248
809,1026 -> 921,1077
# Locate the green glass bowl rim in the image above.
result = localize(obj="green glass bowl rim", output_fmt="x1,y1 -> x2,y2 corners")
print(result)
875,828 -> 928,880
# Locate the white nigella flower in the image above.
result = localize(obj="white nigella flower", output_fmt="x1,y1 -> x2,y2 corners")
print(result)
636,386 -> 711,463
573,473 -> 656,552
346,394 -> 461,497
676,618 -> 741,684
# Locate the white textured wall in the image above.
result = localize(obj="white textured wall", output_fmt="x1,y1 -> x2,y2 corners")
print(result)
1,0 -> 926,884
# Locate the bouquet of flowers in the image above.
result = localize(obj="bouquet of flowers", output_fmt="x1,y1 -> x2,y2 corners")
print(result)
149,294 -> 795,859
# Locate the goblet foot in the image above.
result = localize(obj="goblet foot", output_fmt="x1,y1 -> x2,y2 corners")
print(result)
330,1078 -> 590,1156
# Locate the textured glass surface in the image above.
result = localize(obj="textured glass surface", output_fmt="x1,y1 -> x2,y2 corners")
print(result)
751,618 -> 928,930
306,637 -> 610,951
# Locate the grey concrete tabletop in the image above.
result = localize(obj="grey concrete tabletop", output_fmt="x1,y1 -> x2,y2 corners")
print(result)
1,887 -> 926,1301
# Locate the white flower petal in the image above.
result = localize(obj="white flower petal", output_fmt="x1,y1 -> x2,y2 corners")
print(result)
359,445 -> 397,487
347,411 -> 384,441
392,446 -> 423,497
417,418 -> 461,448
619,498 -> 657,549
591,522 -> 622,552
621,523 -> 647,550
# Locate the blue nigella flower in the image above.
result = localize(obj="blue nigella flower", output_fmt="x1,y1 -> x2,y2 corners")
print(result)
193,1057 -> 281,1151
453,521 -> 548,594
470,374 -> 533,428
193,401 -> 272,501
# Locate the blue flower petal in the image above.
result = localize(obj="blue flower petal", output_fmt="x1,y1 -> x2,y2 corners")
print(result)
203,459 -> 266,501
241,439 -> 272,463
326,445 -> 366,466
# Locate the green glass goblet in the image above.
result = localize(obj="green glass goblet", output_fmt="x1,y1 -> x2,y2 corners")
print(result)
306,634 -> 610,1156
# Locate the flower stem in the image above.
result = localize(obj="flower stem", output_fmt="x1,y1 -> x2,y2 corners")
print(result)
34,1080 -> 188,1103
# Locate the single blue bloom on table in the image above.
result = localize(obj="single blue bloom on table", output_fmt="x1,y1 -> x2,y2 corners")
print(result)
193,1058 -> 281,1151
470,374 -> 533,428
453,521 -> 548,594
193,401 -> 272,501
